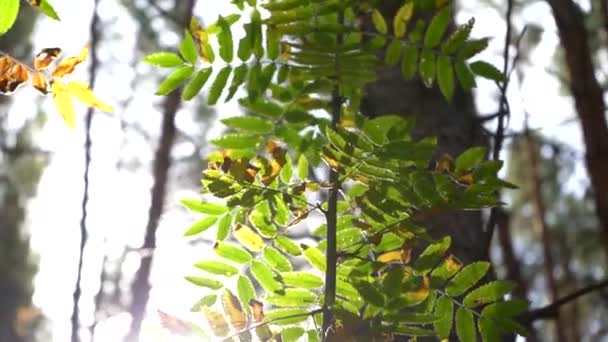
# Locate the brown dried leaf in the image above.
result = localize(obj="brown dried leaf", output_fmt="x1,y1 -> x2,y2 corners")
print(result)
34,47 -> 62,71
31,72 -> 48,94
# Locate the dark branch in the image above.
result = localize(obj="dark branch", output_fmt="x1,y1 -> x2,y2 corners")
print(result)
520,278 -> 608,323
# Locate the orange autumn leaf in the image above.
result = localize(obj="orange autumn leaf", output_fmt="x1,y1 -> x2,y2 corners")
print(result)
34,47 -> 62,71
32,72 -> 48,94
52,46 -> 88,77
377,250 -> 402,264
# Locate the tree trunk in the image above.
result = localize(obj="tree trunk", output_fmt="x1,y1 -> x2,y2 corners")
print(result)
547,0 -> 608,261
124,3 -> 195,340
361,3 -> 488,265
524,133 -> 567,342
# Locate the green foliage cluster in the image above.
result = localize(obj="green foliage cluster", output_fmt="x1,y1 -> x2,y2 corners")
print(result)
0,0 -> 59,35
144,0 -> 524,341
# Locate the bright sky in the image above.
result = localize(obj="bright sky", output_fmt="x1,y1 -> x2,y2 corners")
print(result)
13,0 -> 590,341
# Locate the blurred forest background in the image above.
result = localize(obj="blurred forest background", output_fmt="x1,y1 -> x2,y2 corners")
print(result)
1,0 -> 607,341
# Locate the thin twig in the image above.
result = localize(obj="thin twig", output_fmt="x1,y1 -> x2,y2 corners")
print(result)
71,1 -> 101,341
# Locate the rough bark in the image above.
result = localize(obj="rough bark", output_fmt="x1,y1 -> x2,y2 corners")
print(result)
524,133 -> 567,342
547,0 -> 608,260
124,3 -> 195,340
361,3 -> 488,264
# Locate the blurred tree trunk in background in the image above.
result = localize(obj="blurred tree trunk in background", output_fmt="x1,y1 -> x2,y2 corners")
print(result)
547,0 -> 608,260
0,6 -> 44,342
125,1 -> 195,341
523,132 -> 567,342
361,2 -> 488,265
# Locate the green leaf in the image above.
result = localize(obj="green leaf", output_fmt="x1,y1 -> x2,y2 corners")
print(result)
413,236 -> 451,274
265,288 -> 317,307
194,260 -> 239,277
214,242 -> 253,264
424,7 -> 450,48
419,49 -> 436,87
182,68 -> 212,100
265,308 -> 310,325
266,27 -> 281,60
469,61 -> 506,82
457,38 -> 489,60
280,153 -> 293,183
179,31 -> 198,64
281,271 -> 323,289
217,16 -> 234,62
185,276 -> 223,290
354,280 -> 385,307
191,294 -> 217,310
36,0 -> 60,20
251,260 -> 282,292
437,55 -> 454,102
221,116 -> 273,134
455,307 -> 476,342
401,45 -> 419,80
211,133 -> 264,149
207,66 -> 232,105
297,154 -> 309,180
0,0 -> 19,35
181,199 -> 228,215
275,236 -> 302,256
385,39 -> 402,66
225,64 -> 248,102
446,261 -> 491,296
263,247 -> 292,272
479,317 -> 500,342
371,9 -> 388,34
455,60 -> 476,90
238,33 -> 252,61
481,299 -> 529,318
434,296 -> 454,339
455,146 -> 487,173
463,280 -> 515,308
184,216 -> 218,236
156,66 -> 194,95
281,327 -> 305,342
237,275 -> 256,313
216,213 -> 232,241
301,244 -> 326,271
441,18 -> 474,54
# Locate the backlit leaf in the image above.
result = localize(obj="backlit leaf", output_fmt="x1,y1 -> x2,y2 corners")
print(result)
275,236 -> 302,256
181,199 -> 228,215
156,65 -> 194,95
217,16 -> 234,62
179,31 -> 198,64
233,224 -> 265,252
455,146 -> 487,173
143,52 -> 184,68
182,67 -> 212,100
50,80 -> 76,128
30,0 -> 60,21
265,308 -> 310,325
214,242 -> 253,264
34,47 -> 62,71
281,271 -> 323,289
208,66 -> 232,105
251,260 -> 282,292
263,247 -> 292,272
281,327 -> 306,342
222,289 -> 247,330
302,244 -> 326,271
185,276 -> 223,290
0,0 -> 19,35
184,216 -> 218,236
194,260 -> 239,277
52,46 -> 88,77
216,213 -> 232,241
211,133 -> 264,149
237,275 -> 256,314
66,81 -> 113,112
221,116 -> 273,134
265,288 -> 316,307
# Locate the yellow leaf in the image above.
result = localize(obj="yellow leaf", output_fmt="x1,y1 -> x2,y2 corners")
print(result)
233,224 -> 265,252
51,79 -> 76,129
435,153 -> 453,173
66,81 -> 113,112
222,289 -> 247,330
202,307 -> 230,337
377,250 -> 402,264
52,46 -> 88,77
445,254 -> 463,272
394,2 -> 415,38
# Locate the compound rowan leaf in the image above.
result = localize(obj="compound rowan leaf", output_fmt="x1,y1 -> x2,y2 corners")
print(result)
52,46 -> 88,77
